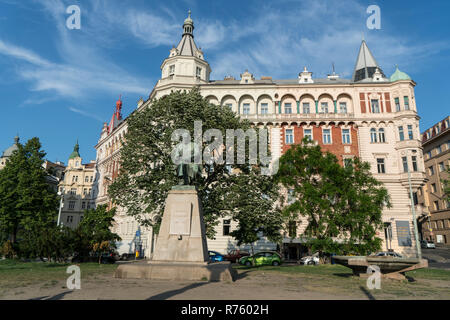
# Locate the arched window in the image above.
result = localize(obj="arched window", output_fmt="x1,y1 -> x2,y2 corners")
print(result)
378,128 -> 386,143
370,128 -> 378,143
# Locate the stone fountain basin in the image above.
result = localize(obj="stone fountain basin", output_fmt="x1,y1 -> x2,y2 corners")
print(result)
332,255 -> 428,276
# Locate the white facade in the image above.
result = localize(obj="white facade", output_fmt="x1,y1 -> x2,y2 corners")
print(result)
95,13 -> 426,258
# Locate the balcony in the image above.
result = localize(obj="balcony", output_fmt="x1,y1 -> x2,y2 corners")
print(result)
240,112 -> 355,122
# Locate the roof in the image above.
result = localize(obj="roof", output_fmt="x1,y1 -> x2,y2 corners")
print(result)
176,33 -> 199,56
1,136 -> 19,158
390,65 -> 411,82
69,142 -> 81,159
352,40 -> 385,82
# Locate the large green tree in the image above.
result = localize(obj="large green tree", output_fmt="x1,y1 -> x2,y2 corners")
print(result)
73,205 -> 121,263
0,138 -> 59,247
109,88 -> 282,243
275,139 -> 391,257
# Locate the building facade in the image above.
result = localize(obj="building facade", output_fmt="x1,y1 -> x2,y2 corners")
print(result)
95,12 -> 426,258
58,142 -> 97,228
0,136 -> 20,170
418,116 -> 450,245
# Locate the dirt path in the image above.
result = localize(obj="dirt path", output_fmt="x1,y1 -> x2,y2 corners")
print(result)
2,268 -> 449,300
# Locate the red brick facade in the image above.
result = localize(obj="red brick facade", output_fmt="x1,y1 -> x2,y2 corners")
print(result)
280,125 -> 359,166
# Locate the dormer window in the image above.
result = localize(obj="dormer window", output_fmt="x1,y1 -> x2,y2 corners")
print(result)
169,65 -> 175,76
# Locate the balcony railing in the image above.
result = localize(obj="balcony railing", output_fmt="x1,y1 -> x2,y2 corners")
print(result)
240,112 -> 355,121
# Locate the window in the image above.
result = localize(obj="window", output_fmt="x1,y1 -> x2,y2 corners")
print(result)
370,128 -> 378,143
395,97 -> 400,112
90,176 -> 93,183
169,64 -> 175,75
225,103 -> 232,110
404,96 -> 410,110
260,103 -> 268,114
429,166 -> 435,175
378,128 -> 386,143
323,129 -> 332,144
304,129 -> 313,141
434,201 -> 440,211
431,183 -> 437,193
439,162 -> 445,172
427,151 -> 432,159
377,158 -> 385,174
339,102 -> 347,113
436,145 -> 442,154
407,125 -> 414,140
344,158 -> 353,168
66,216 -> 73,223
342,129 -> 351,144
68,201 -> 75,210
303,103 -> 310,114
70,188 -> 76,195
88,188 -> 92,195
87,202 -> 91,209
285,129 -> 294,144
321,102 -> 328,113
196,66 -> 202,77
287,189 -> 295,204
436,125 -> 441,134
398,126 -> 405,141
402,157 -> 408,173
284,103 -> 292,114
83,188 -> 87,195
81,202 -> 86,209
243,103 -> 250,115
288,220 -> 297,238
371,100 -> 380,113
223,219 -> 231,236
85,176 -> 89,183
412,156 -> 418,172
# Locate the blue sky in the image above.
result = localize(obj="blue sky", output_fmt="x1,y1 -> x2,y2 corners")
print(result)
0,0 -> 449,163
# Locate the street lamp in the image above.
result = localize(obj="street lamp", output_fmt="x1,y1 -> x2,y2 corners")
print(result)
406,149 -> 422,259
57,191 -> 64,227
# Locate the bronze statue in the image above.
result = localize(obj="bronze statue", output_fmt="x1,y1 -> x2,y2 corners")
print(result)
174,141 -> 203,185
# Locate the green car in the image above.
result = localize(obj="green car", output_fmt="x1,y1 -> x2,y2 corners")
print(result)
239,251 -> 282,266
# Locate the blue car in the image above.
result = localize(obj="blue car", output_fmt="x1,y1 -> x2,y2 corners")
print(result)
208,251 -> 224,262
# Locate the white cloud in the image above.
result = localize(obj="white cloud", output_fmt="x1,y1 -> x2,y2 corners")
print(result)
68,106 -> 104,122
0,0 -> 151,100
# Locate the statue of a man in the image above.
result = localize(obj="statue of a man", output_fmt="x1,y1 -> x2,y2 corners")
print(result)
174,141 -> 203,185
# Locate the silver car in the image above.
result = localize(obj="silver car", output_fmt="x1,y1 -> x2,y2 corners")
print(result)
421,240 -> 436,249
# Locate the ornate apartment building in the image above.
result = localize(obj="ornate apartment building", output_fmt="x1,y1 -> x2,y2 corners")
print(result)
58,142 -> 97,228
95,12 -> 426,258
418,117 -> 450,245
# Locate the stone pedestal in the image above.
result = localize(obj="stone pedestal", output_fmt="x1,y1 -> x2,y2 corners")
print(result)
115,187 -> 236,282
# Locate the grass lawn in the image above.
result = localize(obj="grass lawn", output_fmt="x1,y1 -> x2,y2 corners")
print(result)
233,264 -> 450,299
0,259 -> 117,297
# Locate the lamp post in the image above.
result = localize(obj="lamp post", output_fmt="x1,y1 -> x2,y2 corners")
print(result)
406,149 -> 422,259
57,191 -> 64,227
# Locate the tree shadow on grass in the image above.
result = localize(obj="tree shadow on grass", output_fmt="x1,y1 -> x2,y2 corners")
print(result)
359,286 -> 376,300
146,282 -> 209,300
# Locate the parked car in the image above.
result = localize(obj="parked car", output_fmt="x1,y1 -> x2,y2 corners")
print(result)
223,250 -> 250,263
421,240 -> 436,249
372,251 -> 403,258
299,252 -> 320,265
208,251 -> 224,262
239,251 -> 282,266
